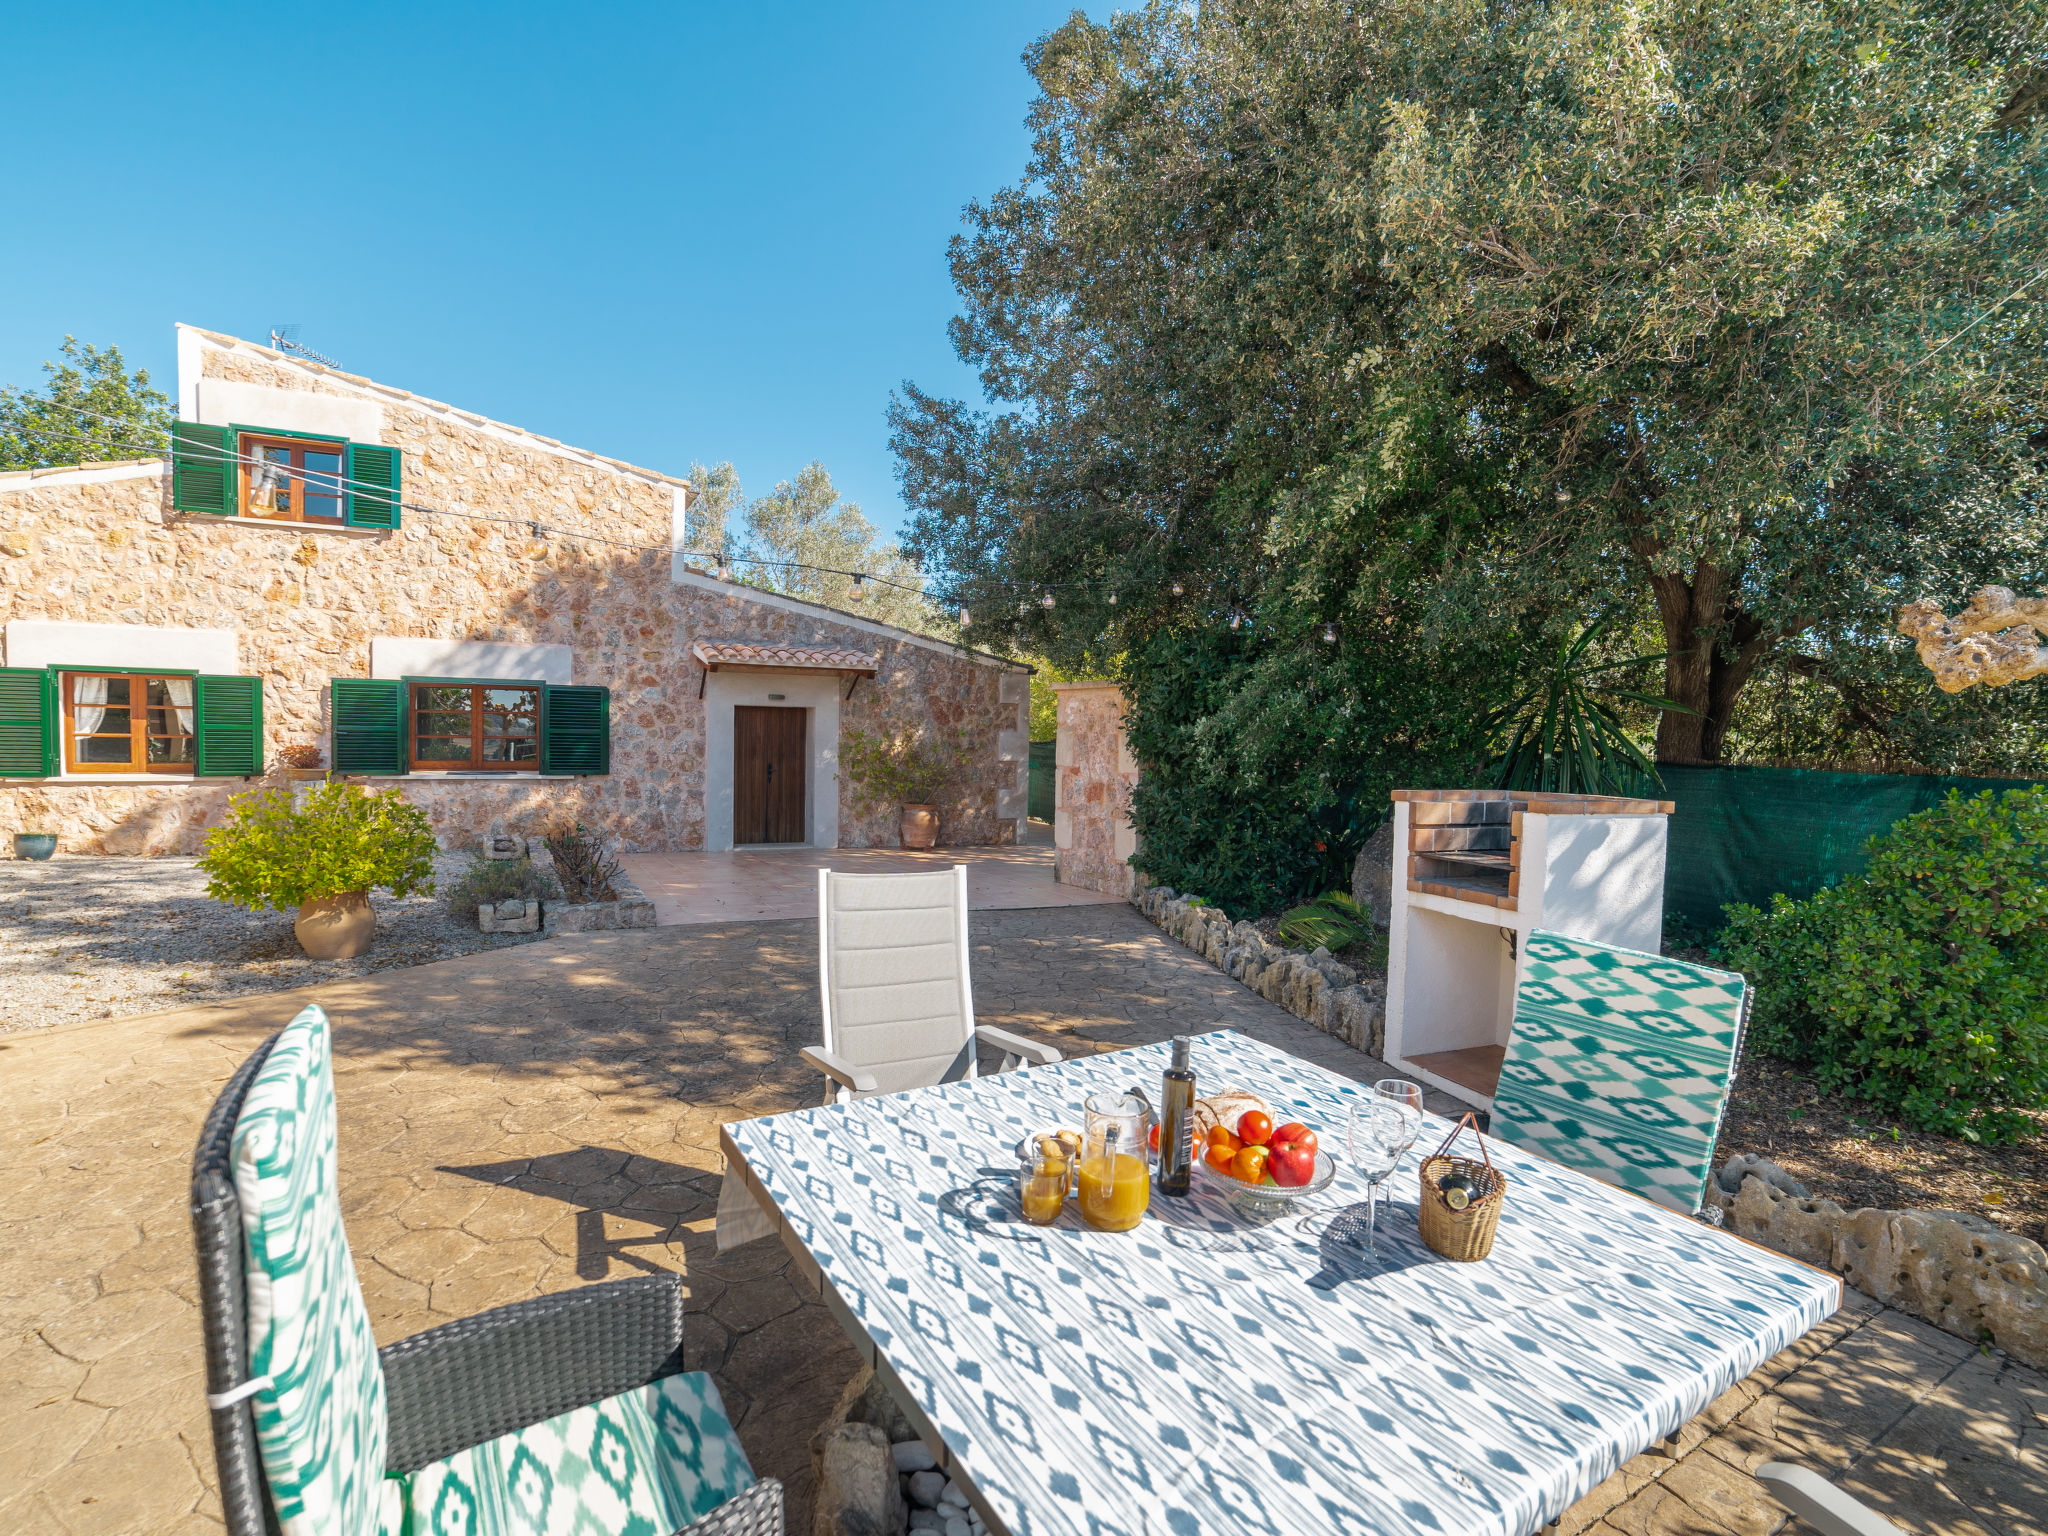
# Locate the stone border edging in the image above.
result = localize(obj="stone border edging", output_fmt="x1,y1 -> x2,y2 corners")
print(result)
542,866 -> 657,934
1132,883 -> 1387,1056
1710,1155 -> 2047,1370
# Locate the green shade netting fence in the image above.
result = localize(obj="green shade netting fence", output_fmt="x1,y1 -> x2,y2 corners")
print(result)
1660,764 -> 2047,931
1028,740 -> 1056,822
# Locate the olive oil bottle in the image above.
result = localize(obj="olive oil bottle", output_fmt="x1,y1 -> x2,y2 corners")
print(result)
1157,1035 -> 1196,1196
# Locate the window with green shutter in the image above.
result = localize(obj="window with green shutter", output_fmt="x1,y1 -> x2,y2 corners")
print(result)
0,668 -> 57,778
193,675 -> 264,777
331,678 -> 407,775
168,420 -> 400,528
328,678 -> 611,777
541,685 -> 610,776
170,422 -> 235,514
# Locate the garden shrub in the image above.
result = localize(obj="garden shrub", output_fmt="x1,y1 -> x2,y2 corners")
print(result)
199,783 -> 438,912
1277,892 -> 1371,951
1718,786 -> 2048,1142
544,822 -> 622,904
444,856 -> 560,922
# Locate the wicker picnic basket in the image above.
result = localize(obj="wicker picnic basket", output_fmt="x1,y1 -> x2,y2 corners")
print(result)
1418,1112 -> 1507,1262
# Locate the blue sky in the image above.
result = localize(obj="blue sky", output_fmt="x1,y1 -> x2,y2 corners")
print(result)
0,2 -> 1095,539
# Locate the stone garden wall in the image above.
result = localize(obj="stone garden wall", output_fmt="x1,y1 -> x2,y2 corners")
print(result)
0,330 -> 1025,854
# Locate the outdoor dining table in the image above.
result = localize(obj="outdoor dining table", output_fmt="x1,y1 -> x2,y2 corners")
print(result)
716,1030 -> 1841,1536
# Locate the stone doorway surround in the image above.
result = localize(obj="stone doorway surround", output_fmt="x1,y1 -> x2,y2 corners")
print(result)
694,642 -> 878,852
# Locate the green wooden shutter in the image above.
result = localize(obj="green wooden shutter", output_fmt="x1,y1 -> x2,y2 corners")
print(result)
193,675 -> 263,776
344,443 -> 402,529
541,685 -> 610,775
0,668 -> 57,778
171,422 -> 235,514
331,678 -> 406,774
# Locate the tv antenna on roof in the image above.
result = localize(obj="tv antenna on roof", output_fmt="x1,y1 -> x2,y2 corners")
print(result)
269,324 -> 340,370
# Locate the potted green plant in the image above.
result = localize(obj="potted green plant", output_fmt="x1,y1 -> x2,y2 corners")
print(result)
839,728 -> 975,849
11,831 -> 58,861
197,782 -> 438,959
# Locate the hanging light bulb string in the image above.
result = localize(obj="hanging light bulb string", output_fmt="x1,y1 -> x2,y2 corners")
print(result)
12,398 -> 1275,616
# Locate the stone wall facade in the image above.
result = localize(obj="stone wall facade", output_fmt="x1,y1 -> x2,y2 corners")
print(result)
0,327 -> 1026,855
1051,681 -> 1136,894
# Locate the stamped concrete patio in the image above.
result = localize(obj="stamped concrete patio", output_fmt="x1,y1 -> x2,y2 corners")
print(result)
1,903 -> 2040,1535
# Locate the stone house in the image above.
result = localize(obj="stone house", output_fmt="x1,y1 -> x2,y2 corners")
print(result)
0,325 -> 1029,855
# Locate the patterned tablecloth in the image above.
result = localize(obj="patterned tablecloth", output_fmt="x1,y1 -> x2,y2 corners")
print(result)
721,1031 -> 1838,1536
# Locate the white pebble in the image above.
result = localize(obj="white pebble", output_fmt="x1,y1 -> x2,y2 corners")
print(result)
908,1470 -> 946,1508
939,1482 -> 969,1509
892,1440 -> 937,1473
908,1514 -> 944,1533
944,1519 -> 971,1536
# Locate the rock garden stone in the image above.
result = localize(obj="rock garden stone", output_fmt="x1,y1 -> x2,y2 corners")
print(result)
907,1470 -> 946,1508
476,897 -> 540,935
1351,819 -> 1395,928
891,1440 -> 936,1473
944,1517 -> 971,1536
809,1422 -> 904,1536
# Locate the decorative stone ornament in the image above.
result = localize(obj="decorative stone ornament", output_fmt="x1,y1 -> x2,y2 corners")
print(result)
477,898 -> 541,934
1898,586 -> 2048,691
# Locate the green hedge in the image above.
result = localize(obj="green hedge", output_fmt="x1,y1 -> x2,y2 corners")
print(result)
1718,786 -> 2048,1142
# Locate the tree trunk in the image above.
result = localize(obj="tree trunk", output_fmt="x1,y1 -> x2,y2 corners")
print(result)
1647,560 -> 1772,764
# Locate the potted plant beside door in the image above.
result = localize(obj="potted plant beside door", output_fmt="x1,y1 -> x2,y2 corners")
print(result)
839,727 -> 976,849
197,782 -> 438,958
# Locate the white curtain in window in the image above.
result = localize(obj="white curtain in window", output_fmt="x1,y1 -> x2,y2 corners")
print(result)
72,676 -> 106,736
164,677 -> 195,734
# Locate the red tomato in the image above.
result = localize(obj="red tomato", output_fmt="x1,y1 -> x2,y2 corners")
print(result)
1230,1145 -> 1270,1184
1237,1110 -> 1274,1147
1269,1142 -> 1317,1187
1273,1123 -> 1318,1155
1148,1123 -> 1160,1153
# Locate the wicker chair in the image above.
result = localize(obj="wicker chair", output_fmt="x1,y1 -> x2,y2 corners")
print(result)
192,1010 -> 783,1536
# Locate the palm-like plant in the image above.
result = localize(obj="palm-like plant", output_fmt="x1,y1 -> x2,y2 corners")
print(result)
1484,618 -> 1690,794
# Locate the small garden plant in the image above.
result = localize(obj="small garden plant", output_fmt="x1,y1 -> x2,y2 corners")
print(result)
1276,891 -> 1372,951
543,822 -> 622,904
444,856 -> 560,922
1719,786 -> 2048,1143
198,782 -> 438,912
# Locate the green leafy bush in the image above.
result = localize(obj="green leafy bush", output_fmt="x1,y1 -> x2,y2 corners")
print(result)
199,783 -> 438,912
1277,892 -> 1371,951
444,856 -> 560,922
1718,787 -> 2048,1142
838,727 -> 975,814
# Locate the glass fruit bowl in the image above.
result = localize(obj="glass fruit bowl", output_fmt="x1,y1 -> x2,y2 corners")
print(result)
1193,1147 -> 1337,1223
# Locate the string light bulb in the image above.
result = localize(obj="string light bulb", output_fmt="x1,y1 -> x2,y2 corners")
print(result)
1040,591 -> 1055,609
850,573 -> 866,601
959,605 -> 971,627
1171,581 -> 1184,597
1554,485 -> 1572,503
1228,609 -> 1245,630
715,552 -> 731,581
1107,591 -> 1117,605
1322,623 -> 1338,644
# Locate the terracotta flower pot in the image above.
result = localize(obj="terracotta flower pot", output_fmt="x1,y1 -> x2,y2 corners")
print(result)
900,803 -> 938,850
294,890 -> 375,959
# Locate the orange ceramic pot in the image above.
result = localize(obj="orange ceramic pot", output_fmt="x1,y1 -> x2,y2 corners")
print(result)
900,804 -> 938,849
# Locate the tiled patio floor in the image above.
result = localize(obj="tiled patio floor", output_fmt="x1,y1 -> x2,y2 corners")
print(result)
620,832 -> 1125,925
1,905 -> 2039,1535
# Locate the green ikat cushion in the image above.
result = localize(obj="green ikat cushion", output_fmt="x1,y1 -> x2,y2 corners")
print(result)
402,1370 -> 755,1536
1493,930 -> 1747,1216
231,1004 -> 402,1536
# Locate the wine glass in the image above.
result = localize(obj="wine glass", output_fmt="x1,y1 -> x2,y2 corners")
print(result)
1373,1079 -> 1425,1165
1346,1102 -> 1408,1252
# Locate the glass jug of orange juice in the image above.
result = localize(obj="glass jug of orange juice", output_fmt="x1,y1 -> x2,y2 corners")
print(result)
1078,1091 -> 1152,1232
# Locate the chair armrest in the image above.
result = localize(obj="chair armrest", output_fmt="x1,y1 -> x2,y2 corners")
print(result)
975,1025 -> 1062,1067
1754,1463 -> 1904,1536
381,1272 -> 685,1473
801,1045 -> 880,1095
678,1475 -> 785,1535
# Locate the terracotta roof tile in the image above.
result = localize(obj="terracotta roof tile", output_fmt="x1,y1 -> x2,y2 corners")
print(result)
691,640 -> 879,674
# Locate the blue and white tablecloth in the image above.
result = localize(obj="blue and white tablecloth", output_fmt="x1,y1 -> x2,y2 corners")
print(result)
722,1031 -> 1838,1536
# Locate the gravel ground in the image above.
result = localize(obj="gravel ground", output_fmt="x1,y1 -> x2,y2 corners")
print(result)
0,854 -> 546,1035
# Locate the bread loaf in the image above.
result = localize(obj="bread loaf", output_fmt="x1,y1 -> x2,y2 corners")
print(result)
1191,1090 -> 1270,1139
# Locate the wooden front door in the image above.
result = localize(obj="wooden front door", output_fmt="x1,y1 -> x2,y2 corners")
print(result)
733,706 -> 807,844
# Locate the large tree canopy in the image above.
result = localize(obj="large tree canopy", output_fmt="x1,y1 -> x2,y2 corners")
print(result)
894,0 -> 2048,768
0,338 -> 170,470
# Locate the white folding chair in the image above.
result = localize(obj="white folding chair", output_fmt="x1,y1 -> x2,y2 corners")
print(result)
803,865 -> 1060,1103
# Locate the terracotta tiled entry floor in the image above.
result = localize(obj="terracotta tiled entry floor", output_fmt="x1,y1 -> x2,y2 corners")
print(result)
622,834 -> 1123,925
1,904 -> 2040,1536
